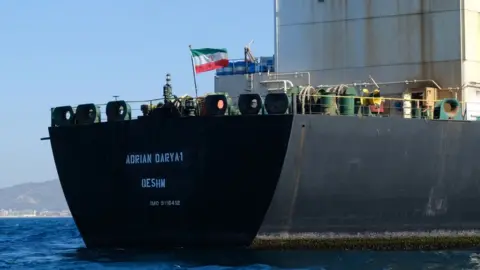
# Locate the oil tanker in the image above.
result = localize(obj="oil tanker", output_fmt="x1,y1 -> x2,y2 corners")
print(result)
44,71 -> 480,250
40,0 -> 480,251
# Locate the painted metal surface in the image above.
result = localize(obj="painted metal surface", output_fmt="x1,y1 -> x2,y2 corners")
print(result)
49,115 -> 293,248
275,0 -> 462,93
50,110 -> 480,249
260,114 -> 480,236
217,0 -> 480,106
48,90 -> 480,249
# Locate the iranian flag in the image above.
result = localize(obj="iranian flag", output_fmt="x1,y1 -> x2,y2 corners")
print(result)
190,48 -> 229,74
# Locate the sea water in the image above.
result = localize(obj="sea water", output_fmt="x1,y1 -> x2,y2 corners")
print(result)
0,218 -> 479,269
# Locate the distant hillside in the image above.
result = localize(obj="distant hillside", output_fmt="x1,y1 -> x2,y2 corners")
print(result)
0,180 -> 68,211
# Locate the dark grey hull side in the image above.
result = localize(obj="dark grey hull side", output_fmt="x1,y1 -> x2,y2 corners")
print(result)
258,115 -> 480,246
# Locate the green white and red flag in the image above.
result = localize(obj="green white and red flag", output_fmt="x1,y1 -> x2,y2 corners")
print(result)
190,47 -> 229,74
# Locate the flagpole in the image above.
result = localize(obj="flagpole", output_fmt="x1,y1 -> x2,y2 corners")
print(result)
189,45 -> 199,99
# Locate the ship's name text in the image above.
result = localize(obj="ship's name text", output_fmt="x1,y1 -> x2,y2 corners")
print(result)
141,178 -> 166,188
125,152 -> 183,164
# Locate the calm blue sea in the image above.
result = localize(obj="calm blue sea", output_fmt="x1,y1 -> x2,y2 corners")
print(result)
0,218 -> 479,269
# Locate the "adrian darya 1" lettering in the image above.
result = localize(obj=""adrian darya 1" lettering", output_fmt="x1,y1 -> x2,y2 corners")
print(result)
125,152 -> 183,164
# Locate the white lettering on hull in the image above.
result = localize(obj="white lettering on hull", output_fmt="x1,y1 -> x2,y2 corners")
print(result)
125,152 -> 184,164
155,152 -> 183,163
125,154 -> 152,164
149,200 -> 181,207
141,178 -> 166,188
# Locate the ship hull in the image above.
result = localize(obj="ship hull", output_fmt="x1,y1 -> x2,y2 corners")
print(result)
49,115 -> 292,249
261,115 -> 480,232
49,114 -> 480,249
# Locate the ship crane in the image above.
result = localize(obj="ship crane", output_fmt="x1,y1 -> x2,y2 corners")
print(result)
244,40 -> 256,92
244,40 -> 256,63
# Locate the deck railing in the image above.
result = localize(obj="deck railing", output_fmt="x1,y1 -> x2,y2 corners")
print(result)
49,92 -> 480,128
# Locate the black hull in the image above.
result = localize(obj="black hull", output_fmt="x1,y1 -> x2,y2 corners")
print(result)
49,115 -> 292,249
49,115 -> 480,250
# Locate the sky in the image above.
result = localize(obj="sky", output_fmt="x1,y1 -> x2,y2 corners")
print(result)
0,0 -> 274,188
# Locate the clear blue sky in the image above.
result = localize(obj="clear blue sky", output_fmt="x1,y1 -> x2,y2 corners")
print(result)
0,0 -> 273,188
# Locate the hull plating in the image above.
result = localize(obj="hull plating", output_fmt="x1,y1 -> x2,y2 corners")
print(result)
257,115 -> 480,249
49,114 -> 480,250
49,115 -> 292,248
